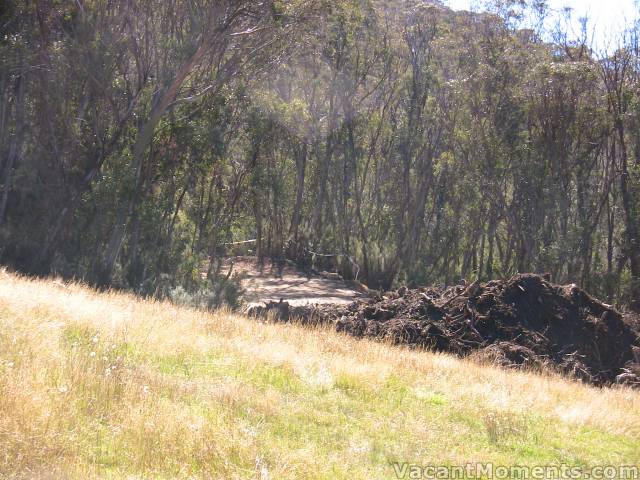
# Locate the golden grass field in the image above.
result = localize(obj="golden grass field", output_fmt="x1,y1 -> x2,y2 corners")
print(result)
1,269 -> 639,479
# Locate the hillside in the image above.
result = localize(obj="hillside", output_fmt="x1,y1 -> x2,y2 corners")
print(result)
1,270 -> 639,478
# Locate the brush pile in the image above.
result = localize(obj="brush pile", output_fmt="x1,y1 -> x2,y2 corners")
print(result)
247,274 -> 640,386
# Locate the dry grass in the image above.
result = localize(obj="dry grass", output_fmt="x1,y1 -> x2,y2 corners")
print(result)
0,269 -> 639,479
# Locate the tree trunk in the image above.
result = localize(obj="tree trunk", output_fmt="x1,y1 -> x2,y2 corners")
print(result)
289,142 -> 307,241
616,122 -> 640,310
0,73 -> 26,227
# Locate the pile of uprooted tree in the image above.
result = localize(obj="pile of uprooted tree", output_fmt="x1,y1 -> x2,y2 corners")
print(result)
246,274 -> 640,387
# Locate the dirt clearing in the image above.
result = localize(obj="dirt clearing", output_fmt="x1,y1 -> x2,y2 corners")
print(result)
224,256 -> 367,306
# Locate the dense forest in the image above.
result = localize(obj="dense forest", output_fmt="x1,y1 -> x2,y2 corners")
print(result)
1,0 -> 639,309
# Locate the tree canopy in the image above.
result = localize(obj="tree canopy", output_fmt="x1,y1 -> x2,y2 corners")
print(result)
1,0 -> 639,309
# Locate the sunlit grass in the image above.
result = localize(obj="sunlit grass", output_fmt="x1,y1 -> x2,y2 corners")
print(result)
0,269 -> 639,478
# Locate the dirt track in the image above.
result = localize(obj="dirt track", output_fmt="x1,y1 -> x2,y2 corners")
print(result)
225,257 -> 367,306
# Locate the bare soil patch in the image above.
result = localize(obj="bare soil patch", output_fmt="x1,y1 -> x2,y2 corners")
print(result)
224,256 -> 368,307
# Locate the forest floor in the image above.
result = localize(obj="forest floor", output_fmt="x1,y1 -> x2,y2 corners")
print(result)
1,269 -> 639,478
223,256 -> 368,306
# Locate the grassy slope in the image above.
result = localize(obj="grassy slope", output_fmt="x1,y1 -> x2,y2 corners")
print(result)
0,270 -> 639,479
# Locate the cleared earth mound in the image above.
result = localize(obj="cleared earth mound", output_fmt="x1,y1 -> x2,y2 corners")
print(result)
249,274 -> 640,386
